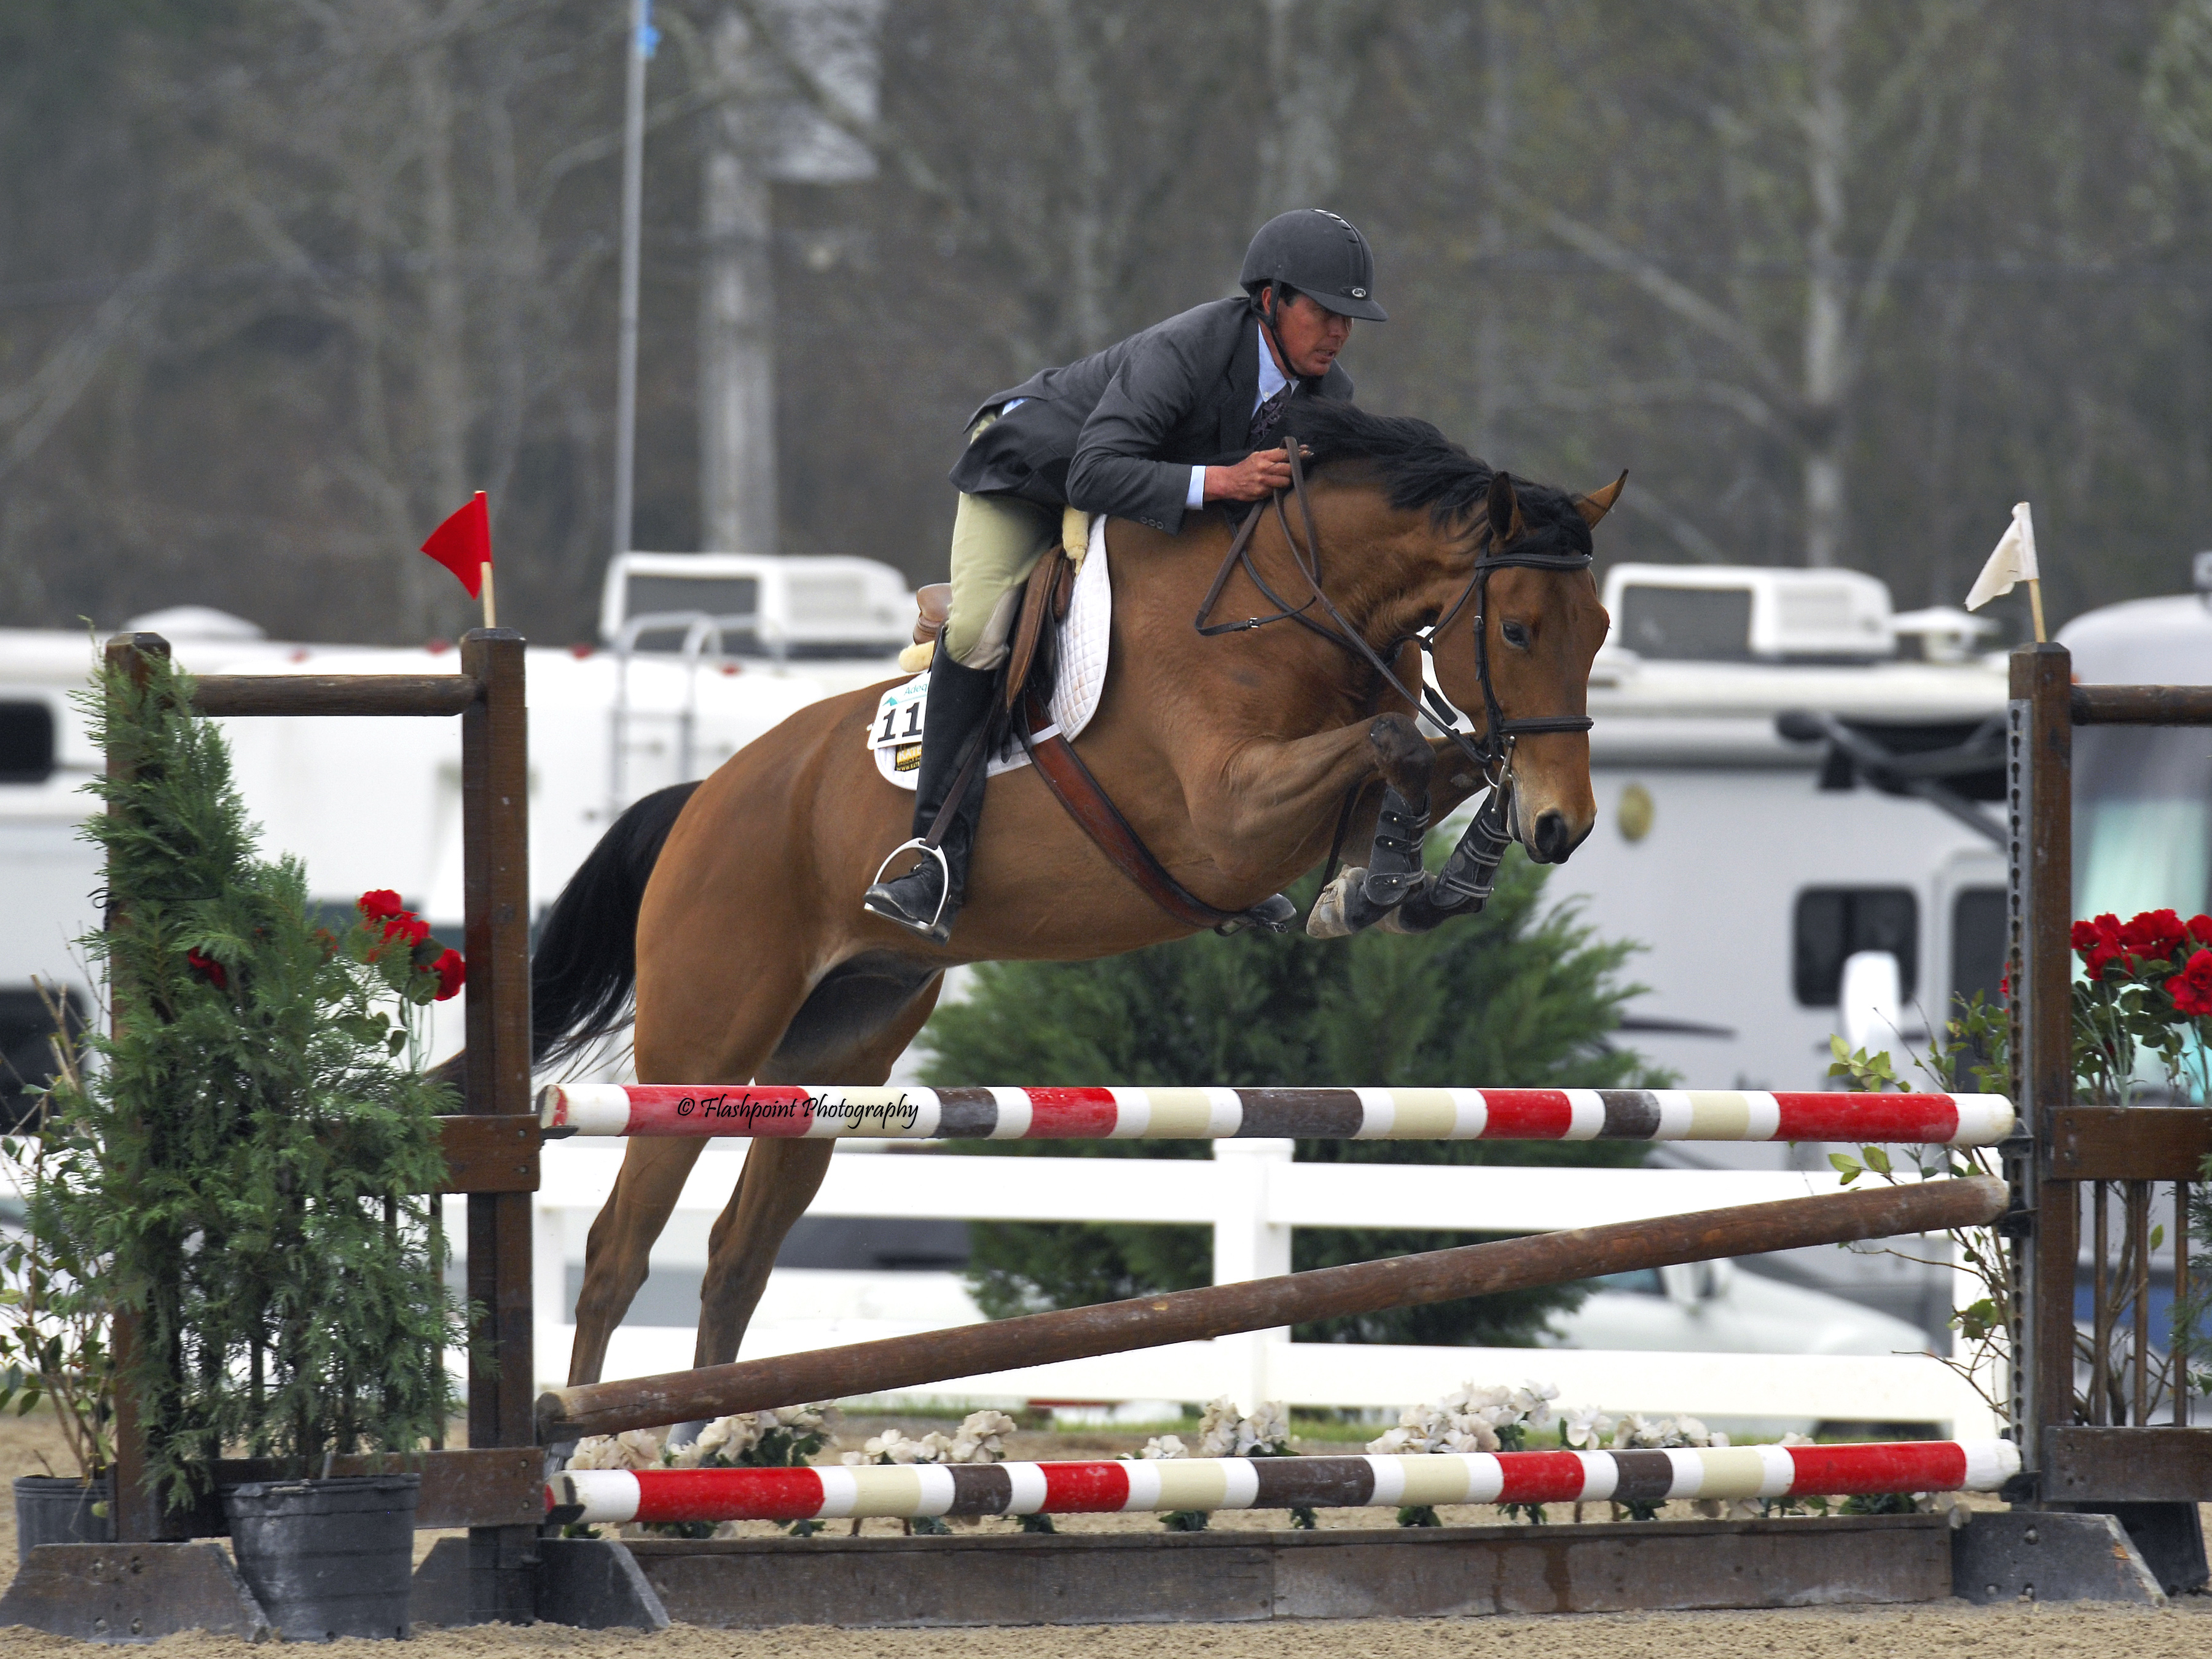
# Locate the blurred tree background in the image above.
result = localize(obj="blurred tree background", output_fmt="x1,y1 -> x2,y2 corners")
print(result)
7,0 -> 2212,641
915,854 -> 1669,1346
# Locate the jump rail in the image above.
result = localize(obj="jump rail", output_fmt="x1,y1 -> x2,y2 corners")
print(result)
549,1440 -> 2020,1528
538,1174 -> 2007,1440
538,1084 -> 2015,1147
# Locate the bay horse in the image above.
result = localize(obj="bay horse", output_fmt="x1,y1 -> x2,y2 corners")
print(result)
524,401 -> 1620,1397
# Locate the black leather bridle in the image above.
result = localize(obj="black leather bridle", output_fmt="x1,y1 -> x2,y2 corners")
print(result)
1193,438 -> 1595,778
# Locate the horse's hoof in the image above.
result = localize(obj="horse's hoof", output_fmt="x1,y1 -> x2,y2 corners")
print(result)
1308,869 -> 1397,938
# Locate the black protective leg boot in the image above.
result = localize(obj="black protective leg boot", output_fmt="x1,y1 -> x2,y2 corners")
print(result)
863,653 -> 997,943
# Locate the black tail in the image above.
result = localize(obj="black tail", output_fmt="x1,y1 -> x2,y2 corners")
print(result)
531,781 -> 702,1070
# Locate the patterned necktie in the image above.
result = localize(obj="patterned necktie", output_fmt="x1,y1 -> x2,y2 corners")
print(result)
1247,383 -> 1295,449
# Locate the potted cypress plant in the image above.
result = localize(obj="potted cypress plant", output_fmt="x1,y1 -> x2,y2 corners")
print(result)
41,648 -> 467,1639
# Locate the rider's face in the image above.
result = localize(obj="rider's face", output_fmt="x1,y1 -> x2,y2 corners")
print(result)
1264,289 -> 1353,379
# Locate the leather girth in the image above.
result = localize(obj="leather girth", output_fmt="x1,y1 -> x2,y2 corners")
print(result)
1014,692 -> 1257,933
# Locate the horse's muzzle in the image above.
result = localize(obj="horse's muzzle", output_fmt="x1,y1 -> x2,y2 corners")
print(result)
1526,809 -> 1588,865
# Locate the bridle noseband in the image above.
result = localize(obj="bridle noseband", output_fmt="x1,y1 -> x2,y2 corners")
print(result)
1193,439 -> 1595,779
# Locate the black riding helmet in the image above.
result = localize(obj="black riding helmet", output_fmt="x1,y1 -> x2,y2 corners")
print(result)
1239,209 -> 1387,322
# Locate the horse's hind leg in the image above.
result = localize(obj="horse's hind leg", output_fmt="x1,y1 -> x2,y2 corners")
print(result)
1309,713 -> 1435,938
691,966 -> 946,1371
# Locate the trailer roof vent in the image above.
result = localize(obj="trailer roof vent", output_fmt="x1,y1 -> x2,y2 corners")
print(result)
1602,564 -> 1894,664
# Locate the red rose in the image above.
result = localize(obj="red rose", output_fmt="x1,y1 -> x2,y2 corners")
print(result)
1998,972 -> 2010,1000
2168,949 -> 2212,1017
430,947 -> 465,1002
185,948 -> 228,990
2190,916 -> 2212,949
2122,909 -> 2187,966
358,889 -> 405,922
2073,914 -> 2130,981
383,913 -> 430,948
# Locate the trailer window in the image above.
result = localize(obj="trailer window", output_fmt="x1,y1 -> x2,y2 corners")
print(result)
1793,887 -> 1918,1006
0,702 -> 54,784
1617,584 -> 1753,661
1950,888 -> 2007,1010
0,987 -> 82,1131
2074,726 -> 2212,919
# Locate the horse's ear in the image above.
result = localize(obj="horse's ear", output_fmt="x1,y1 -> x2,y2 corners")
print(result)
1486,471 -> 1526,546
1575,471 -> 1629,528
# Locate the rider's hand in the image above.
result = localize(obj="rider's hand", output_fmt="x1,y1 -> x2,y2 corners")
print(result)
1204,447 -> 1304,503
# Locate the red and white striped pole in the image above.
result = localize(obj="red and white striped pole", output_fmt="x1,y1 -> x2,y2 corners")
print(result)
539,1083 -> 2014,1147
547,1439 -> 2018,1527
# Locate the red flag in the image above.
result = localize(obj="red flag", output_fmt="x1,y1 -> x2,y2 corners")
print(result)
421,492 -> 492,598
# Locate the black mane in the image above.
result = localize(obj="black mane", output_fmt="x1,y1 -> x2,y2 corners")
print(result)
1274,400 -> 1593,559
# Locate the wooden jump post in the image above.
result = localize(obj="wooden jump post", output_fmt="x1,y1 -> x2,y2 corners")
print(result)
2009,653 -> 2212,1521
538,1174 -> 2007,1441
101,632 -> 544,1624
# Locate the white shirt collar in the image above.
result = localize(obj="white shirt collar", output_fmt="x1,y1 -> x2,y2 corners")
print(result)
1255,323 -> 1291,409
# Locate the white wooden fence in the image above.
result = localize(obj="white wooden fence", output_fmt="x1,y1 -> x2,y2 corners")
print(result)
487,1139 -> 2001,1436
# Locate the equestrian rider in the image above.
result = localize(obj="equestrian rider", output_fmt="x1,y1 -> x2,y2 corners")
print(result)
863,208 -> 1389,944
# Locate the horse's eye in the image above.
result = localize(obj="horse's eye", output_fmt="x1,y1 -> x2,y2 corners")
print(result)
1502,620 -> 1531,649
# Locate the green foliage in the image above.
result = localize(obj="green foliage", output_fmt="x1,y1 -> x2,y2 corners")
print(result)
41,650 -> 463,1502
918,852 -> 1670,1347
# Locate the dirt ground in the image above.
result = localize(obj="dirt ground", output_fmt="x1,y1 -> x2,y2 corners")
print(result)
1,1408 -> 2208,1655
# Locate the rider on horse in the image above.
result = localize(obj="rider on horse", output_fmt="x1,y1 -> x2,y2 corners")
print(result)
863,208 -> 1389,943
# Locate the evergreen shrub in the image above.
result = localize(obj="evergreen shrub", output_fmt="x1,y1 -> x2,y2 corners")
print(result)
41,649 -> 465,1503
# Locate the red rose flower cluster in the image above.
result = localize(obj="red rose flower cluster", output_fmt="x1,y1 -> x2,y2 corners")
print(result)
2071,908 -> 2212,1016
184,947 -> 229,990
356,890 -> 466,1002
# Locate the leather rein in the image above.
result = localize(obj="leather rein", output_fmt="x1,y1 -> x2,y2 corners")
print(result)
1193,439 -> 1594,779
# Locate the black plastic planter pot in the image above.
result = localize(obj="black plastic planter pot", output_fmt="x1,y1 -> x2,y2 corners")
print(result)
13,1475 -> 114,1561
222,1473 -> 420,1641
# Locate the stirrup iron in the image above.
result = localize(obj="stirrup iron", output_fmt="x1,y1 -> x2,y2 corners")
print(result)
863,837 -> 954,937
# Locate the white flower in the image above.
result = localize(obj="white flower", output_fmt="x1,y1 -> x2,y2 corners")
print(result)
865,1429 -> 923,1463
1673,1416 -> 1711,1447
1364,1427 -> 1421,1456
1242,1402 -> 1292,1453
566,1435 -> 626,1471
1508,1381 -> 1560,1429
914,1432 -> 956,1464
947,1409 -> 1016,1464
1139,1435 -> 1187,1460
1560,1406 -> 1613,1450
1440,1420 -> 1501,1454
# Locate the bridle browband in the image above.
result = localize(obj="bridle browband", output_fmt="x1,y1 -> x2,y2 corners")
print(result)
1193,439 -> 1595,777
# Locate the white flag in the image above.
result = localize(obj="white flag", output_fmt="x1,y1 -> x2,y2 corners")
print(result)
1964,502 -> 2037,611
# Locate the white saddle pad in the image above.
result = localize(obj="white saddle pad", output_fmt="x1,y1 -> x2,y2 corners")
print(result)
869,517 -> 1112,790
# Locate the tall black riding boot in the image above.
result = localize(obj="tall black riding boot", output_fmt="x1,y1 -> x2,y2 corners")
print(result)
863,653 -> 997,943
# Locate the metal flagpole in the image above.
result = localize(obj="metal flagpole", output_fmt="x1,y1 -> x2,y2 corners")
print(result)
611,0 -> 655,563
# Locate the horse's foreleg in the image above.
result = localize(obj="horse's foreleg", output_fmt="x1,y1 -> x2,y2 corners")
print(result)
1306,714 -> 1438,939
571,1137 -> 710,1385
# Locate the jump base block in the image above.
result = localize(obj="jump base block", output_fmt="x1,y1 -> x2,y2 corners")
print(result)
0,1544 -> 273,1644
626,1513 -> 1954,1626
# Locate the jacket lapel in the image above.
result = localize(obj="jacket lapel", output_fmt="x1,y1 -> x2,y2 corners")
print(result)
1217,312 -> 1260,454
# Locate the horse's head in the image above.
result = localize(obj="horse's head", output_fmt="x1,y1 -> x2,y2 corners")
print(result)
1425,469 -> 1619,865
1268,402 -> 1618,866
